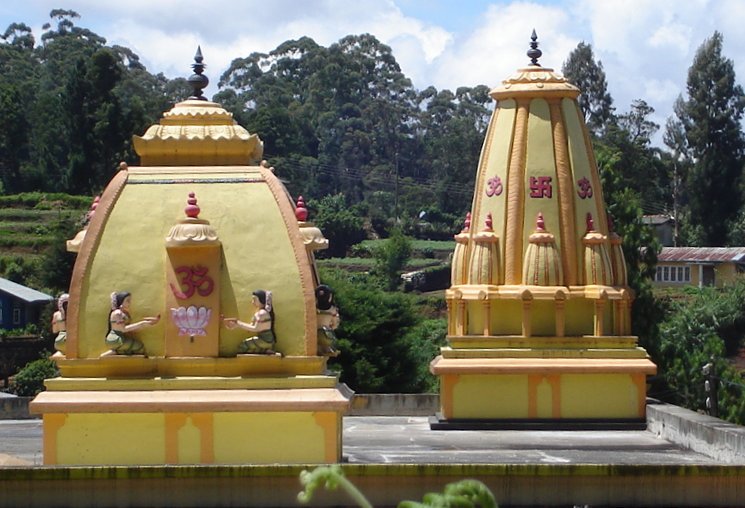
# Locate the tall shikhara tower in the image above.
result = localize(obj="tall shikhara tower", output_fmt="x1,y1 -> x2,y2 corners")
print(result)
431,33 -> 656,429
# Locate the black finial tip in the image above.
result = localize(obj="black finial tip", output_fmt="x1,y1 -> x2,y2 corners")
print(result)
188,46 -> 209,100
527,29 -> 542,66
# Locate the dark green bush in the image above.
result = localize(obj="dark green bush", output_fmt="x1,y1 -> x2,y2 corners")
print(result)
10,356 -> 59,396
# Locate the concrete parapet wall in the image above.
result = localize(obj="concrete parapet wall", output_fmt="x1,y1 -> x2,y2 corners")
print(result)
0,397 -> 32,419
349,393 -> 439,416
646,399 -> 745,464
0,463 -> 743,507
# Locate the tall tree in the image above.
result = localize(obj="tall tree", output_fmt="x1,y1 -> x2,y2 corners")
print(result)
0,23 -> 39,192
562,42 -> 615,137
669,32 -> 745,246
415,85 -> 491,215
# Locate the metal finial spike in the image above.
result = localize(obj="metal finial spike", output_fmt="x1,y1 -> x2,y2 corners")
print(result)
527,29 -> 542,66
188,46 -> 209,100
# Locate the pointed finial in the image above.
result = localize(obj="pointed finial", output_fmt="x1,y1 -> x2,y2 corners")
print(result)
188,46 -> 209,101
484,213 -> 493,232
586,212 -> 595,232
295,195 -> 308,222
462,212 -> 472,233
185,192 -> 200,219
527,29 -> 542,66
536,212 -> 546,232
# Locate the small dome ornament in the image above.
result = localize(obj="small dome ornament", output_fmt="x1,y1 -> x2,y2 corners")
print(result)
295,196 -> 308,222
165,192 -> 220,247
527,29 -> 542,66
188,46 -> 209,101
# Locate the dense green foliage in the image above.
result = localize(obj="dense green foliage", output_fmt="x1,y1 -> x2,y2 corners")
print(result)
371,228 -> 412,290
561,42 -> 614,137
0,10 -> 189,195
9,355 -> 59,396
654,282 -> 745,423
215,34 -> 490,230
322,268 -> 446,393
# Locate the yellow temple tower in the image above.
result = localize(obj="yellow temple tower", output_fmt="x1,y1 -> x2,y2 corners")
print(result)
31,49 -> 351,465
431,33 -> 657,429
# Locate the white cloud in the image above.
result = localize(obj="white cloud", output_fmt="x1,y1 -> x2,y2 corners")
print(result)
429,2 -> 579,91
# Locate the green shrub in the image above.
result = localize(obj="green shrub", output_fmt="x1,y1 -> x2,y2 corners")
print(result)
10,356 -> 59,396
321,268 -> 436,393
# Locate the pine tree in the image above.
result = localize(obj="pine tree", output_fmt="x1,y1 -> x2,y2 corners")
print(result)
670,32 -> 745,246
561,42 -> 615,137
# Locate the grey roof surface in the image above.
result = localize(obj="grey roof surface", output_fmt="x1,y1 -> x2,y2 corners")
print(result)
658,246 -> 745,263
0,278 -> 53,304
642,214 -> 674,225
0,415 -> 741,467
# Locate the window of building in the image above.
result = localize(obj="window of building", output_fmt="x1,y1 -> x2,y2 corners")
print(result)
12,307 -> 21,325
655,264 -> 691,283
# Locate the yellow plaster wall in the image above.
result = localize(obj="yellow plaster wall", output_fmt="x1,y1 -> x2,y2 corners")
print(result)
563,99 -> 607,280
716,263 -> 738,287
76,171 -> 309,357
466,301 -> 484,336
523,99 -> 561,269
563,299 -> 594,336
447,372 -> 643,420
561,374 -> 640,418
473,99 -> 516,268
213,411 -> 327,463
530,300 -> 556,336
48,410 -> 338,465
56,413 -> 166,465
490,300 -> 522,335
452,374 -> 529,418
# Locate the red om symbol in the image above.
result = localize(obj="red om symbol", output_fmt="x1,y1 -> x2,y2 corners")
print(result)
170,265 -> 214,299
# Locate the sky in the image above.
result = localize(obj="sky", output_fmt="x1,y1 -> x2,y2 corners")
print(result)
2,0 -> 745,146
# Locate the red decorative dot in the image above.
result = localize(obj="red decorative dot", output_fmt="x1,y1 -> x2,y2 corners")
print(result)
536,212 -> 546,231
586,212 -> 595,232
462,212 -> 471,232
295,195 -> 308,222
185,192 -> 200,218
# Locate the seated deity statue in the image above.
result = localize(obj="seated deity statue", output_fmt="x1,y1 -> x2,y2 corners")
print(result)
223,289 -> 277,355
52,293 -> 69,355
315,285 -> 340,357
101,291 -> 160,356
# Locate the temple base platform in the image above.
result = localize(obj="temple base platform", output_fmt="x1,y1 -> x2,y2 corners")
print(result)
30,382 -> 352,466
429,413 -> 646,430
431,354 -> 656,426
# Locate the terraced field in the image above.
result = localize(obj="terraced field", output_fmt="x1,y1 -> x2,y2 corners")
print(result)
0,195 -> 93,269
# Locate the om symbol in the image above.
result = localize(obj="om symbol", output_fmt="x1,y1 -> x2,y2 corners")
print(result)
577,177 -> 593,199
485,176 -> 503,197
170,265 -> 214,299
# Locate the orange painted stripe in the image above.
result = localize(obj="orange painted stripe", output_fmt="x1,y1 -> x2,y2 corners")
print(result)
42,414 -> 66,465
313,412 -> 339,463
528,375 -> 541,418
504,100 -> 529,284
550,100 -> 576,285
165,413 -> 187,464
549,375 -> 561,417
191,413 -> 214,463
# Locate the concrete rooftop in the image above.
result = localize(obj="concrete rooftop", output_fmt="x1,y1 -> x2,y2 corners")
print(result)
0,399 -> 744,507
